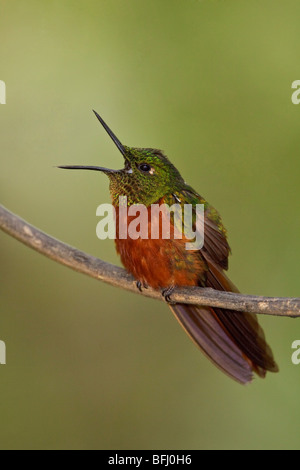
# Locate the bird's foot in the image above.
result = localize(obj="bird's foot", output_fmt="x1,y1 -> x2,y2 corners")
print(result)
162,286 -> 176,305
136,281 -> 149,292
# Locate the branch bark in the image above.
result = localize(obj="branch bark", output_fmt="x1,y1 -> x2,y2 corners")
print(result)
0,204 -> 299,317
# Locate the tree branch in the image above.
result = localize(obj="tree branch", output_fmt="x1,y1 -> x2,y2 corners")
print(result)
0,204 -> 299,317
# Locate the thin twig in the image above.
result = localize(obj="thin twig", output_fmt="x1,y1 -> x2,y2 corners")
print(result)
0,204 -> 299,317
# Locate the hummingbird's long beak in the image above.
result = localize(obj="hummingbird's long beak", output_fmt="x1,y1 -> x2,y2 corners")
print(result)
57,165 -> 118,174
58,111 -> 126,174
92,110 -> 126,157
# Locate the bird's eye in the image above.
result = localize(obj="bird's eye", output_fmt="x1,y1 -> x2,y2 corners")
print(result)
138,163 -> 152,173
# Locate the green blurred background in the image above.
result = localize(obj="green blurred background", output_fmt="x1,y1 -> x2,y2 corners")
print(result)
1,0 -> 300,450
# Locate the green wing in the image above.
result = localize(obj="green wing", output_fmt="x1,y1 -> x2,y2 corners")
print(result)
166,185 -> 231,272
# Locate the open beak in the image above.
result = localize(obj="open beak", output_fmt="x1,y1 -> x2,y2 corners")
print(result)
92,110 -> 126,157
58,110 -> 126,174
58,165 -> 118,174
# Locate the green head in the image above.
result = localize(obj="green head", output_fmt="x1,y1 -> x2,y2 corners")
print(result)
59,111 -> 185,206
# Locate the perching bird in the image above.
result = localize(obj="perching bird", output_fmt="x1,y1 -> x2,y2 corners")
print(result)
59,111 -> 278,384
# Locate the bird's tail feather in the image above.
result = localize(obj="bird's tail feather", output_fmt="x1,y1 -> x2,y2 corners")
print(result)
170,264 -> 278,384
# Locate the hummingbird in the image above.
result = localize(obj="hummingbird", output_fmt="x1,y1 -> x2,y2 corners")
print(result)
59,111 -> 278,384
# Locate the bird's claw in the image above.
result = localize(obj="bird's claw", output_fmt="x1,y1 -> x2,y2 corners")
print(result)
136,281 -> 148,292
162,286 -> 176,305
